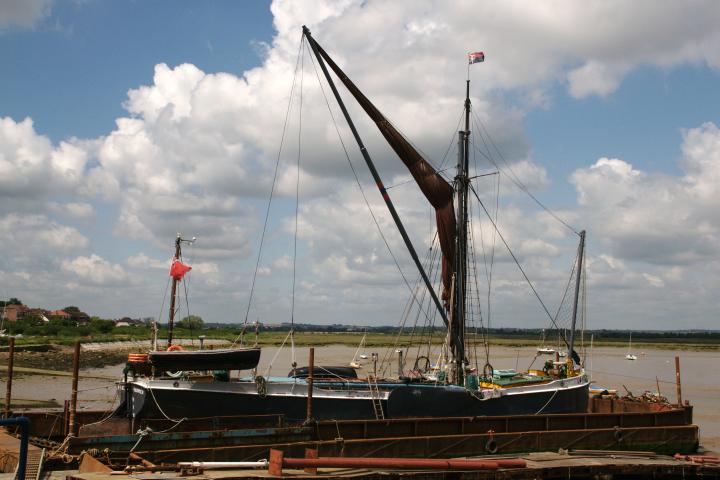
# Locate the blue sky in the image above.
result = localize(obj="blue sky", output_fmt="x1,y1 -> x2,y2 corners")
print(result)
1,1 -> 274,142
1,1 -> 719,330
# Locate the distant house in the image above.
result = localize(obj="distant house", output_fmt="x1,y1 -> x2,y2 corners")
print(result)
115,317 -> 145,327
70,311 -> 91,326
1,304 -> 28,322
49,310 -> 71,319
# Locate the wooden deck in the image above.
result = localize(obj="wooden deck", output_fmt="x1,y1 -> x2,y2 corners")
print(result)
0,430 -> 41,474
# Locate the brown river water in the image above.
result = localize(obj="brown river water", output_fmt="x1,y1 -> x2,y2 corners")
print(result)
3,344 -> 718,450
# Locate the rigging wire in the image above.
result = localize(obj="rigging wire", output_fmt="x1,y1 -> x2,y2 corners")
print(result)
485,130 -> 502,332
467,198 -> 491,369
289,37 -> 304,358
181,241 -> 194,345
380,237 -> 441,376
468,182 -> 569,341
466,118 -> 498,365
291,45 -> 305,328
469,114 -> 586,350
385,166 -> 453,190
234,34 -> 305,346
439,109 -> 467,171
580,245 -> 588,365
156,276 -> 172,346
472,110 -> 579,236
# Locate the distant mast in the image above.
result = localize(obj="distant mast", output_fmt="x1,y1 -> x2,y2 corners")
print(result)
567,230 -> 586,369
167,234 -> 194,347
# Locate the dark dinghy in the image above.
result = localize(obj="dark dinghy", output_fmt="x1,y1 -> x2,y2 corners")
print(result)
149,347 -> 261,372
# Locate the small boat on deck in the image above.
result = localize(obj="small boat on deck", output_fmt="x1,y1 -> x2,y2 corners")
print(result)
128,234 -> 262,375
149,347 -> 261,372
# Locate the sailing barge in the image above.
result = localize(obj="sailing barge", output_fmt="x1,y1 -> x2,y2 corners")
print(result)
116,26 -> 590,424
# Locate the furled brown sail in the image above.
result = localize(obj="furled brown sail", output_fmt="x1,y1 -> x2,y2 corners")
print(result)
313,42 -> 457,312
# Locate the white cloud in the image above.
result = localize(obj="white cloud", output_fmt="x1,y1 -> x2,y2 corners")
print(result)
61,254 -> 129,286
0,117 -> 93,214
567,61 -> 629,99
126,253 -> 168,270
0,214 -> 88,260
571,123 -> 720,266
47,202 -> 94,218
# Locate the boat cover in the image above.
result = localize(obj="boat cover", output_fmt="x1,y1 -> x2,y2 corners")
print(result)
149,347 -> 261,371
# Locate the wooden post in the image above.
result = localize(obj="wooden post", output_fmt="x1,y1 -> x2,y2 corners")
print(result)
306,348 -> 314,423
63,400 -> 70,435
397,350 -> 403,378
304,448 -> 318,475
674,356 -> 682,407
4,337 -> 14,418
69,341 -> 81,436
268,449 -> 284,476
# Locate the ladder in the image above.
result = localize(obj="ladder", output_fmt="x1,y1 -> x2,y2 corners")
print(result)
19,448 -> 44,480
367,375 -> 384,420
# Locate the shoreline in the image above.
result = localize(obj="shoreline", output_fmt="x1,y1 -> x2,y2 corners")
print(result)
0,337 -> 717,371
2,335 -> 718,350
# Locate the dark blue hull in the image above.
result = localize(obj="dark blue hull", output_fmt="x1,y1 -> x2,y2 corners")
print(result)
125,377 -> 589,424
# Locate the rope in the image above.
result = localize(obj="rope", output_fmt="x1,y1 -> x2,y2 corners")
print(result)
534,388 -> 559,415
76,385 -> 114,393
263,330 -> 293,378
147,383 -> 187,425
49,434 -> 72,458
129,430 -> 147,453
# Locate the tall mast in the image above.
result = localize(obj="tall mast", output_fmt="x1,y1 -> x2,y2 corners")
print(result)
167,234 -> 182,347
452,80 -> 472,385
567,230 -> 586,369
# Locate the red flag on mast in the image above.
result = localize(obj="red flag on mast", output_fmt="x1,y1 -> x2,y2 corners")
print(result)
169,257 -> 192,280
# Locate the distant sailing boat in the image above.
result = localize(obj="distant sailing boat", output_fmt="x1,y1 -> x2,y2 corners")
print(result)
557,330 -> 567,358
536,329 -> 555,355
625,332 -> 638,361
350,331 -> 368,369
